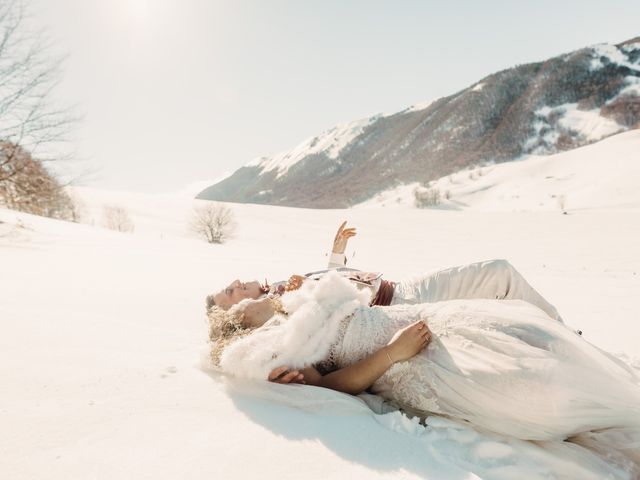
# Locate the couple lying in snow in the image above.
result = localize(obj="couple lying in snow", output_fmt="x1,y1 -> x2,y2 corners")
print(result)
206,222 -> 640,472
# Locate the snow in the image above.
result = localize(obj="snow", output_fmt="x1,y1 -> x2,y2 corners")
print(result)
357,182 -> 423,208
621,41 -> 640,53
609,76 -> 640,101
526,103 -> 624,153
590,43 -> 640,72
247,115 -> 381,178
2,131 -> 640,478
558,103 -> 623,140
471,83 -> 485,92
404,99 -> 435,113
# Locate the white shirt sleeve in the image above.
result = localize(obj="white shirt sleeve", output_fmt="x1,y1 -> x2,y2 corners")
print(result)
328,252 -> 346,268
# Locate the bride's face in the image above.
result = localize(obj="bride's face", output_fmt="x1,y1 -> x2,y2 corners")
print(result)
237,298 -> 273,329
213,279 -> 263,310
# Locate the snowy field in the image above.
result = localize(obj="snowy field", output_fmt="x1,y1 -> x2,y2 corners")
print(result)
2,133 -> 640,479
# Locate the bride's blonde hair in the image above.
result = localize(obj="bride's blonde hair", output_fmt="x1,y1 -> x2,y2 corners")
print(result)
206,299 -> 254,366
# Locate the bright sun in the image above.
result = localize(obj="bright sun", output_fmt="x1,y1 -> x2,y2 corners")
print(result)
126,0 -> 152,23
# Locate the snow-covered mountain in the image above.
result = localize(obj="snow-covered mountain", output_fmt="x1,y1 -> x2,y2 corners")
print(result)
197,37 -> 640,208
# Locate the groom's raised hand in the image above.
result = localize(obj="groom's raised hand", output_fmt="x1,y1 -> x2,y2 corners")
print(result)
333,221 -> 357,254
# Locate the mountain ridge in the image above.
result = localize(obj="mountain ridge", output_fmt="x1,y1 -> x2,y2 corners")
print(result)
197,38 -> 640,208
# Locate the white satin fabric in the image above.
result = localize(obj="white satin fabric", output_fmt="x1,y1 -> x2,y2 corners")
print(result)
329,300 -> 640,467
392,259 -> 563,322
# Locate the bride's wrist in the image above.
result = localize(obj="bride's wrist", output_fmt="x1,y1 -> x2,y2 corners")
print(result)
383,346 -> 396,366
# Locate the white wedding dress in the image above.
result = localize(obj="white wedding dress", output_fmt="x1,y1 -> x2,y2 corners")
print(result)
219,272 -> 640,471
320,299 -> 640,466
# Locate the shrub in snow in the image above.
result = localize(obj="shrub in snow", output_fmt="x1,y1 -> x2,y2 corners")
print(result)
189,202 -> 236,244
557,194 -> 568,214
102,206 -> 135,233
414,186 -> 441,208
0,142 -> 76,221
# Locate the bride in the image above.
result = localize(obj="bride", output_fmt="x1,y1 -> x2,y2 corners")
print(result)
207,271 -> 640,471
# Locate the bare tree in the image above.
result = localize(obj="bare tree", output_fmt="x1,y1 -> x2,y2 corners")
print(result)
0,1 -> 77,217
190,202 -> 236,244
66,190 -> 86,223
102,205 -> 134,233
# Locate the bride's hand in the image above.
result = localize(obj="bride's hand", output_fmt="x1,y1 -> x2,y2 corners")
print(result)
268,366 -> 305,384
386,320 -> 432,363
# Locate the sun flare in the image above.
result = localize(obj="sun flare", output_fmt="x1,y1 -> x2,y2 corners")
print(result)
124,0 -> 152,24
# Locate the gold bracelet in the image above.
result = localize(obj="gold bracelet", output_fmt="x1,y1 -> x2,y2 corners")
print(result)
385,351 -> 394,366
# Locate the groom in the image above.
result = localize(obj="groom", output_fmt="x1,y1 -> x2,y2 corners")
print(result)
209,221 -> 563,323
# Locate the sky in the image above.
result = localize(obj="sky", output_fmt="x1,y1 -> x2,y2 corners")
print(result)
30,0 -> 640,194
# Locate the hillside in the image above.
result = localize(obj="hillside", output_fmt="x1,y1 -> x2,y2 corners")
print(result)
197,37 -> 640,208
357,129 -> 640,211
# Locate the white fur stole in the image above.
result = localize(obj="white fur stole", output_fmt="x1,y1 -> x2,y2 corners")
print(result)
219,271 -> 370,380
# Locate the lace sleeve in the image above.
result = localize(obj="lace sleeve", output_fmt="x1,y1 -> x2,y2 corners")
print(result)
313,315 -> 352,375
